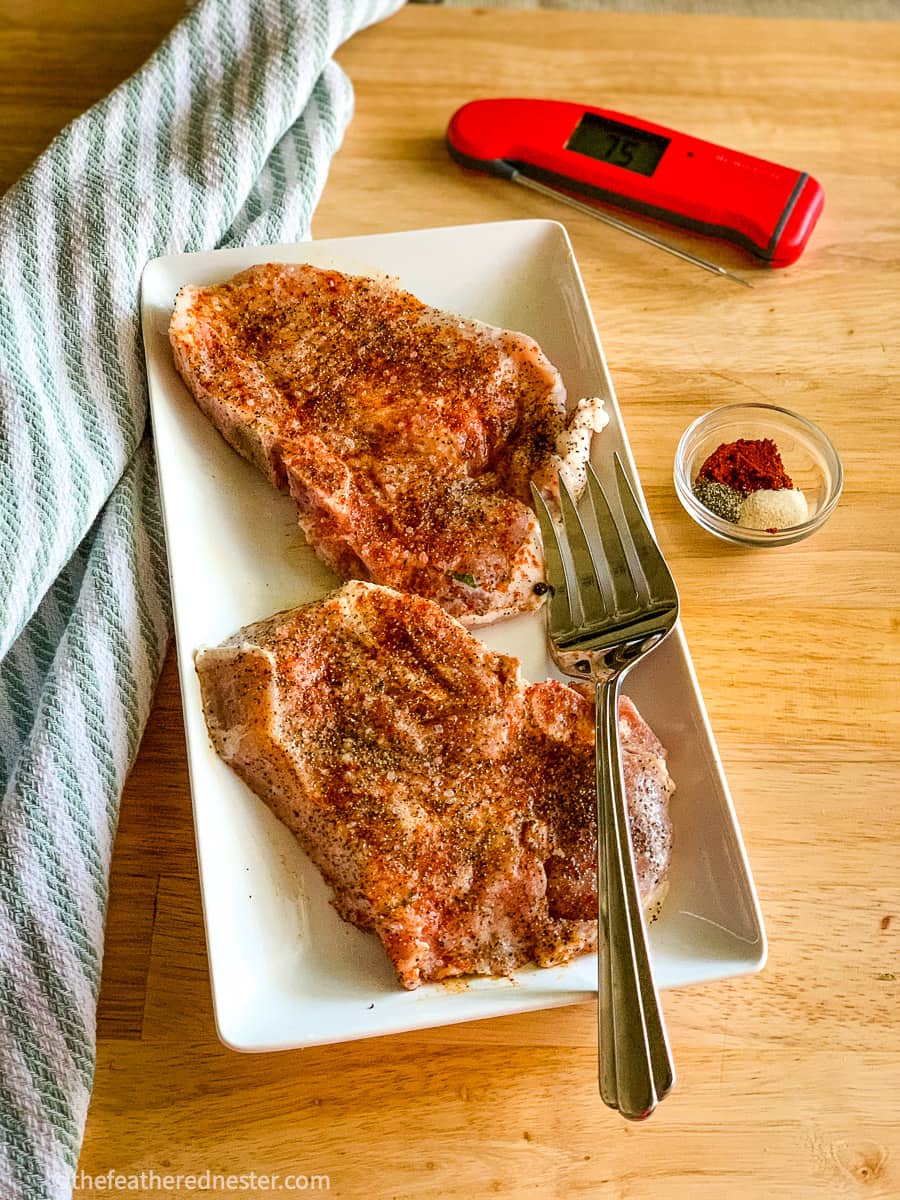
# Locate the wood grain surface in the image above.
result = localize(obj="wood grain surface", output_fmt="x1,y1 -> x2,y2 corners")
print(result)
2,3 -> 899,1198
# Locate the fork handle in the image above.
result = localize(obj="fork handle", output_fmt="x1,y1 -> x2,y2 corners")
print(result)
596,675 -> 675,1119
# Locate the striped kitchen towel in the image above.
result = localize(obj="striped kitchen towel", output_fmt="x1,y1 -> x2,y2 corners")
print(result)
0,1 -> 404,1196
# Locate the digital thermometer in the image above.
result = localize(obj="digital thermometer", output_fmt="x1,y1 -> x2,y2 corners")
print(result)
447,98 -> 824,272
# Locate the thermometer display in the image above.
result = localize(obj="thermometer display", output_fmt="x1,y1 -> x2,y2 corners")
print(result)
447,98 -> 824,267
566,112 -> 669,178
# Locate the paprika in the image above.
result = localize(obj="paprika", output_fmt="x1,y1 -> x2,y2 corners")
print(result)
696,437 -> 793,494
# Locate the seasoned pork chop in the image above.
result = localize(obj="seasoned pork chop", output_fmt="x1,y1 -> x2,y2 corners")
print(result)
195,581 -> 674,989
170,263 -> 607,625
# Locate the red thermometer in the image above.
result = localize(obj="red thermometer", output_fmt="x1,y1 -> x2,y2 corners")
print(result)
448,98 -> 824,283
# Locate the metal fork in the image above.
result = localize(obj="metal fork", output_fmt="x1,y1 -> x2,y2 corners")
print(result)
531,454 -> 679,1120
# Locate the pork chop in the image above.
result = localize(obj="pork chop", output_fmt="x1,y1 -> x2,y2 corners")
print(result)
195,581 -> 674,989
169,263 -> 607,625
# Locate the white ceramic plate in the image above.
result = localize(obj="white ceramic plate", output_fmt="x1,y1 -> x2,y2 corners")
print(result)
141,220 -> 766,1052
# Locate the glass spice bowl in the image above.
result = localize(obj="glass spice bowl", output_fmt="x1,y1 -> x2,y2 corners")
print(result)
673,402 -> 843,547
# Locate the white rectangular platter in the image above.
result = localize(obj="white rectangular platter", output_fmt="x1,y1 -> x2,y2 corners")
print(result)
141,220 -> 766,1052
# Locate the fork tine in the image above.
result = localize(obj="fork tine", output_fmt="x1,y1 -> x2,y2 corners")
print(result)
558,475 -> 608,627
584,464 -> 639,616
530,482 -> 576,638
612,454 -> 678,605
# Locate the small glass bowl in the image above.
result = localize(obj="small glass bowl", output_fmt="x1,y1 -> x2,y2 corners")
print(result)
674,402 -> 843,547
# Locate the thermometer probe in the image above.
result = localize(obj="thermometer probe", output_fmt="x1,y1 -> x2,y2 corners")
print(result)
447,99 -> 824,284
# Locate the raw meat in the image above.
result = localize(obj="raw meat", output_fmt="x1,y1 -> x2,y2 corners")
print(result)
195,581 -> 674,989
169,263 -> 607,625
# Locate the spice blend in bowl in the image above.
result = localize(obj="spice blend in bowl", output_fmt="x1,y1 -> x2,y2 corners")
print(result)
692,436 -> 809,532
674,403 -> 842,548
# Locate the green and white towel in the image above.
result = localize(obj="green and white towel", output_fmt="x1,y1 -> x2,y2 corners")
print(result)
0,1 -> 403,1195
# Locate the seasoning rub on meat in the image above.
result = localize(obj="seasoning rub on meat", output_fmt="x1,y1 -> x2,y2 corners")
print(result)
195,581 -> 674,990
170,263 -> 607,626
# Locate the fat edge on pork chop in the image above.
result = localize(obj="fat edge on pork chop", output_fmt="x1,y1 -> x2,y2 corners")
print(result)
169,262 -> 608,626
195,581 -> 674,990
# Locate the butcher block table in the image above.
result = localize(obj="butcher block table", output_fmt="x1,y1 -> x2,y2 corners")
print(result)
4,2 -> 899,1197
